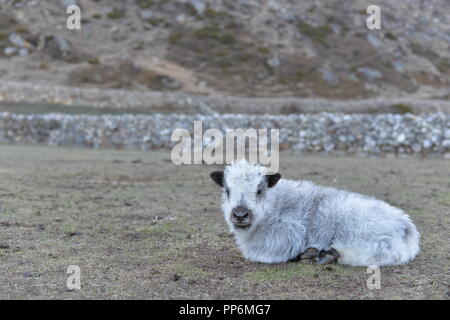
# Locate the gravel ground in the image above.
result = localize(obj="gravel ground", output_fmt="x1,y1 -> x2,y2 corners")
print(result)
0,145 -> 448,299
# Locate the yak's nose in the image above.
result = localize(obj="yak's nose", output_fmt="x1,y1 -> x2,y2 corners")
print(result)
231,206 -> 253,223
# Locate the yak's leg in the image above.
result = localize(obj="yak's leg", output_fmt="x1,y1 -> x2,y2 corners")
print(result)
300,247 -> 320,263
289,248 -> 319,263
289,247 -> 320,263
317,248 -> 340,264
290,248 -> 339,264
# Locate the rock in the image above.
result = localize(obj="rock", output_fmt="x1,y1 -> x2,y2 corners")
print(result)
411,143 -> 421,153
157,75 -> 182,90
175,13 -> 187,23
397,133 -> 406,143
266,56 -> 280,68
444,129 -> 450,139
392,61 -> 405,73
52,36 -> 71,55
319,68 -> 339,86
267,0 -> 281,10
0,242 -> 10,249
61,0 -> 78,7
12,0 -> 25,8
190,0 -> 206,15
367,33 -> 382,47
330,24 -> 342,35
8,33 -> 25,47
277,12 -> 296,22
364,136 -> 376,148
18,48 -> 29,56
4,47 -> 17,56
422,139 -> 432,149
171,274 -> 181,281
442,139 -> 450,149
357,67 -> 383,81
324,142 -> 335,152
177,0 -> 206,15
44,36 -> 89,63
141,10 -> 153,19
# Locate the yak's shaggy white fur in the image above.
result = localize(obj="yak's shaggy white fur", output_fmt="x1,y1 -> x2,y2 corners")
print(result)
215,160 -> 420,266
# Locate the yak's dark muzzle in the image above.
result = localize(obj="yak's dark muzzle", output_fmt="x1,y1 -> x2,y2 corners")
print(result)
231,206 -> 253,228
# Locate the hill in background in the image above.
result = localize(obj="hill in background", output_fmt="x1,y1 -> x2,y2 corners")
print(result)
0,0 -> 449,99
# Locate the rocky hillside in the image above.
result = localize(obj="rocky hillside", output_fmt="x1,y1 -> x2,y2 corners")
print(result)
0,0 -> 449,99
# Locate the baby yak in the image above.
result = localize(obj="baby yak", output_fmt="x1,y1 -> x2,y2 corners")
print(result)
210,160 -> 420,266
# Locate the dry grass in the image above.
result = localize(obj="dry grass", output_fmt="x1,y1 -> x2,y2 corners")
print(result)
0,145 -> 448,299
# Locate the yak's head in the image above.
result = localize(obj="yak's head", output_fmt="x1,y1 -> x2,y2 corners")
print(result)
210,160 -> 281,232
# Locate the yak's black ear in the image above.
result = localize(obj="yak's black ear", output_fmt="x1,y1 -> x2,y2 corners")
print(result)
210,171 -> 224,187
266,173 -> 281,188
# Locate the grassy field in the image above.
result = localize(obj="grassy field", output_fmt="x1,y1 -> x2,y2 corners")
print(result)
0,145 -> 448,299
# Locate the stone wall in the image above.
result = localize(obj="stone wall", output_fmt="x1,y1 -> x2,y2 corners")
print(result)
1,112 -> 449,156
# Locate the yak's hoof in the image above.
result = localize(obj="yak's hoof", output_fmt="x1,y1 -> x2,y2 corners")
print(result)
299,248 -> 319,264
291,247 -> 340,264
317,248 -> 340,265
289,247 -> 319,262
299,247 -> 320,260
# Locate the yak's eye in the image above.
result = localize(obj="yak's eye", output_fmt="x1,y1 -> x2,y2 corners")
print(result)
225,187 -> 230,197
256,189 -> 263,196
